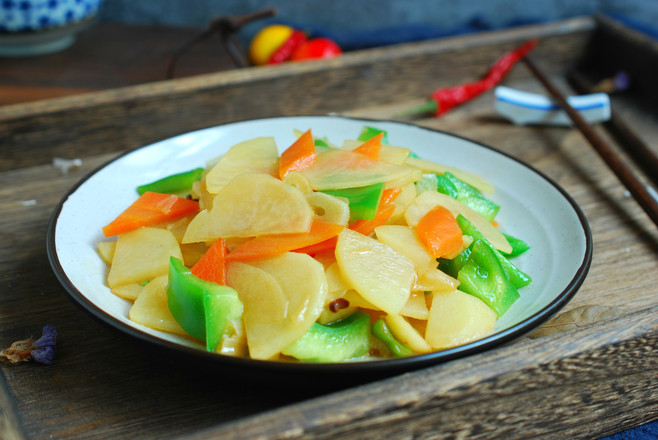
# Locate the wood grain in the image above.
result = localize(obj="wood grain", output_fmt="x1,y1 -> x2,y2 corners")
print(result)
0,17 -> 594,172
1,15 -> 657,440
182,307 -> 658,440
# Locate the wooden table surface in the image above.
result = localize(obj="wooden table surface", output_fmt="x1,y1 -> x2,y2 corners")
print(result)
0,22 -> 240,106
0,15 -> 656,440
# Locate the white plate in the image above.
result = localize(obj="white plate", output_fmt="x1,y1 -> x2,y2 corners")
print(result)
47,116 -> 592,377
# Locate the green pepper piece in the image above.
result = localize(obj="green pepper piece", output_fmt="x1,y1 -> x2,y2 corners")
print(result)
203,290 -> 244,353
321,182 -> 385,221
456,215 -> 531,288
358,126 -> 389,144
458,239 -> 520,316
445,172 -> 500,221
166,257 -> 243,351
372,319 -> 413,357
435,174 -> 459,198
281,311 -> 371,362
137,167 -> 204,196
438,247 -> 471,278
501,232 -> 531,258
415,173 -> 439,195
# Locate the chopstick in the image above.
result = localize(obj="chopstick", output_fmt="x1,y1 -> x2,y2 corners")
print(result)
568,70 -> 658,183
522,55 -> 658,227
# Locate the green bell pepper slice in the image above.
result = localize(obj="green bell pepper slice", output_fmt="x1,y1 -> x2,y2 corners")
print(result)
447,215 -> 532,289
444,172 -> 500,221
137,167 -> 204,196
321,182 -> 385,222
500,232 -> 531,258
166,257 -> 243,352
372,319 -> 413,357
358,126 -> 389,144
415,173 -> 439,195
281,311 -> 371,362
435,174 -> 459,199
457,239 -> 520,316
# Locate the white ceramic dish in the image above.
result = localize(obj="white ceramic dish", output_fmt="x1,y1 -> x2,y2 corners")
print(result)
47,116 -> 592,377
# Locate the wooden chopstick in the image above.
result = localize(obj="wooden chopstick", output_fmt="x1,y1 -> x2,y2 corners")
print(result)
568,70 -> 658,184
521,55 -> 658,227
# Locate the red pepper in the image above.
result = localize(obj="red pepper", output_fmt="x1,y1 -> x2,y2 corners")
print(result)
408,39 -> 538,116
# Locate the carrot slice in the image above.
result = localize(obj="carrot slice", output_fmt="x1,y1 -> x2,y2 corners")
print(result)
226,219 -> 344,261
416,206 -> 463,258
352,132 -> 384,160
293,236 -> 338,255
348,187 -> 401,236
191,238 -> 228,285
102,192 -> 199,237
380,187 -> 402,205
349,204 -> 396,236
279,129 -> 316,179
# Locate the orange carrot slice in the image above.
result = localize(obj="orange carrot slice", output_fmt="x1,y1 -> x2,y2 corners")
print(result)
191,238 -> 228,285
226,219 -> 344,261
349,204 -> 396,236
293,236 -> 338,255
348,187 -> 401,236
380,187 -> 402,205
279,129 -> 316,179
102,192 -> 199,237
416,206 -> 463,258
353,132 -> 384,160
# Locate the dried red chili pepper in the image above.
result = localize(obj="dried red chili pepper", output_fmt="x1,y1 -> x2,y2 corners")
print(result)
407,39 -> 538,116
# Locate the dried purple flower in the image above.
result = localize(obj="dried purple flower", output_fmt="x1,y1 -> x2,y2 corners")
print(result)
31,325 -> 57,365
613,71 -> 630,91
0,325 -> 56,365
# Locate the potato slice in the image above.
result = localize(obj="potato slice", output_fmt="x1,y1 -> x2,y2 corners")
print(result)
388,182 -> 417,225
180,242 -> 209,267
375,225 -> 435,275
227,252 -> 327,360
282,171 -> 313,195
414,267 -> 460,293
183,173 -> 313,242
305,192 -> 350,226
405,156 -> 494,194
336,229 -> 415,315
404,191 -> 512,254
385,314 -> 432,354
107,227 -> 182,288
425,290 -> 497,349
300,149 -> 419,190
325,262 -> 350,294
129,275 -> 187,336
97,241 -> 116,265
227,262 -> 288,333
400,291 -> 429,320
205,137 -> 279,193
248,253 -> 327,327
191,179 -> 214,211
111,283 -> 143,301
344,289 -> 427,320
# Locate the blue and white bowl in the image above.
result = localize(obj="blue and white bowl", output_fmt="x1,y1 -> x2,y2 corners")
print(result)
0,0 -> 102,56
0,0 -> 101,33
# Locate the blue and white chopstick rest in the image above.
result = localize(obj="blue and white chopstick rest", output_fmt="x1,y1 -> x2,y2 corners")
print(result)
494,86 -> 611,126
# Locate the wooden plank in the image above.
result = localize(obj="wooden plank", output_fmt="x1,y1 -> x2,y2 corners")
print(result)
0,17 -> 594,171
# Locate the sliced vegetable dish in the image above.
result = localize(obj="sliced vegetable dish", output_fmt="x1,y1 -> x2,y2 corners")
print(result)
97,125 -> 531,362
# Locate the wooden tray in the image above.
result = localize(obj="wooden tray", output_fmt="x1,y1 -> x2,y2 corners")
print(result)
1,15 -> 656,439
